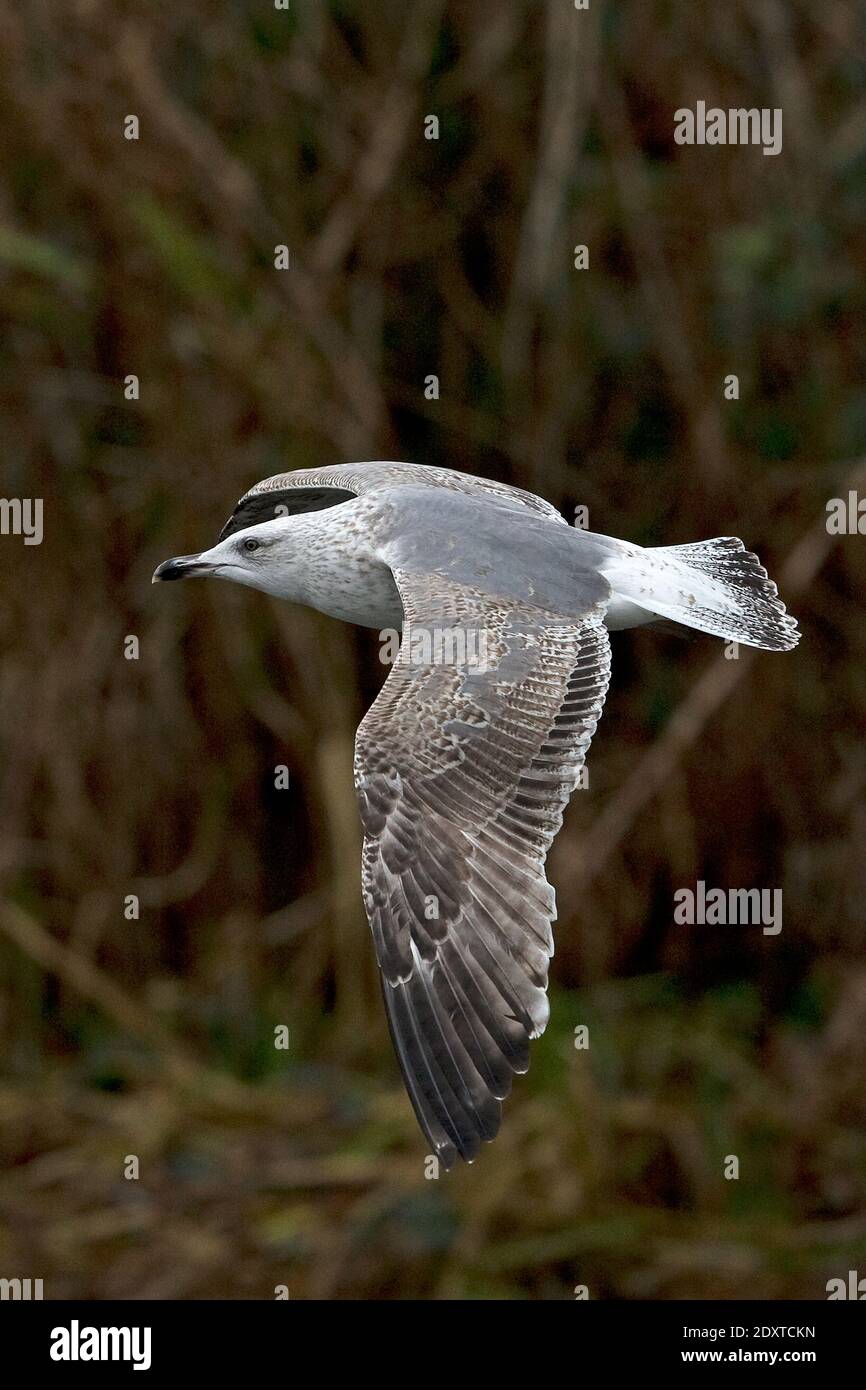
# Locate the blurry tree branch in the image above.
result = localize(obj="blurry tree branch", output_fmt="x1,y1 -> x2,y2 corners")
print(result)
600,77 -> 730,491
0,899 -> 280,1116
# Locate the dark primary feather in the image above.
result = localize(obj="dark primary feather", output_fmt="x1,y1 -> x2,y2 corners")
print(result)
217,485 -> 355,541
219,460 -> 567,544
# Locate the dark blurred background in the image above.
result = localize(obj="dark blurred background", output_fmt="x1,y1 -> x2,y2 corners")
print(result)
1,0 -> 865,1300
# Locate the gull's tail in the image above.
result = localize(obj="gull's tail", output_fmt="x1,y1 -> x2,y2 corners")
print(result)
601,536 -> 800,651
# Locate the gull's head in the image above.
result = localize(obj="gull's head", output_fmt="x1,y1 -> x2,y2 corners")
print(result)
152,517 -> 299,598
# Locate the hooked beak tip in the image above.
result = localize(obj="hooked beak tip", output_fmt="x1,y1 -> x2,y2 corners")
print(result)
152,554 -> 207,583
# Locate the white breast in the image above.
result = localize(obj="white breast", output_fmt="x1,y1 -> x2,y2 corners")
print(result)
300,552 -> 404,630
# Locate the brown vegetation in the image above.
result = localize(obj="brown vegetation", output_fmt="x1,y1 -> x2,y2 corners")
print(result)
0,0 -> 864,1299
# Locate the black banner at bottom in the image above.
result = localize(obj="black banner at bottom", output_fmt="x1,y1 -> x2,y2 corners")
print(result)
0,1298 -> 860,1375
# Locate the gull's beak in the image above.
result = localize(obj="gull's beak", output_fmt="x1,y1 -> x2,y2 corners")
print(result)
152,553 -> 215,583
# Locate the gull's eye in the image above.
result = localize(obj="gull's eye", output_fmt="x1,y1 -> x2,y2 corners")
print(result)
242,537 -> 260,554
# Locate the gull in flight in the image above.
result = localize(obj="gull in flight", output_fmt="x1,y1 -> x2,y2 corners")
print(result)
153,462 -> 798,1168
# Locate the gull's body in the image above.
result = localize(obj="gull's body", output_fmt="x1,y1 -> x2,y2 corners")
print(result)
154,461 -> 798,1168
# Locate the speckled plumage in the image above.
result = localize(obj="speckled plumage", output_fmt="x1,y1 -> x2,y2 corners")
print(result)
154,460 -> 799,1167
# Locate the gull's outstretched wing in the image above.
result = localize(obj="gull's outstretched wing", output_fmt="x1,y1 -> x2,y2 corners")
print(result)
355,568 -> 611,1168
218,461 -> 565,540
